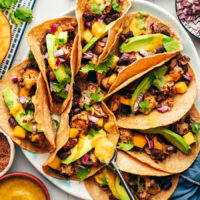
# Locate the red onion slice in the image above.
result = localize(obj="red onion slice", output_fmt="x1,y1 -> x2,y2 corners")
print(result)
11,76 -> 18,83
17,96 -> 29,104
32,125 -> 37,134
133,93 -> 144,112
50,82 -> 54,92
183,73 -> 192,81
65,84 -> 70,92
139,50 -> 153,57
157,106 -> 170,113
51,24 -> 58,34
145,135 -> 154,149
54,49 -> 65,58
56,59 -> 61,66
88,115 -> 99,123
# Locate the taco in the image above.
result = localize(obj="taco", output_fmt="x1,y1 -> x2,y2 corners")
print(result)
0,60 -> 55,153
43,80 -> 119,180
85,166 -> 178,200
78,12 -> 183,93
106,54 -> 197,129
27,17 -> 78,114
76,0 -> 131,73
117,105 -> 200,173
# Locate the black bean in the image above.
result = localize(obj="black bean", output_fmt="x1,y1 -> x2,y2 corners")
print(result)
40,44 -> 47,55
83,12 -> 96,22
155,45 -> 166,54
8,117 -> 17,127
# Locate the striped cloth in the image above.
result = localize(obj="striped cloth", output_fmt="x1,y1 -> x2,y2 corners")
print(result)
0,0 -> 36,79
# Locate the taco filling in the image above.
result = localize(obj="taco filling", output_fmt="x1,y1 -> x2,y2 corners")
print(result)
3,62 -> 46,147
108,54 -> 192,116
118,111 -> 200,161
40,21 -> 77,104
92,167 -> 174,200
81,0 -> 123,63
47,84 -> 116,180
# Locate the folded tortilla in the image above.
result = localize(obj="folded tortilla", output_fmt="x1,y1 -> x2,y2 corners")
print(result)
100,12 -> 183,93
0,60 -> 55,153
27,17 -> 78,114
76,0 -> 131,74
43,81 -> 119,179
105,57 -> 197,130
119,105 -> 200,174
85,153 -> 179,200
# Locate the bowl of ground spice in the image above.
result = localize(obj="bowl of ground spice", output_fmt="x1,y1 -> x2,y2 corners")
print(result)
0,130 -> 15,177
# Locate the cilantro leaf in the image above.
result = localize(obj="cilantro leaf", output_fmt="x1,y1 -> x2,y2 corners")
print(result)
77,166 -> 91,182
90,88 -> 104,103
57,90 -> 68,99
136,12 -> 148,19
80,62 -> 95,73
136,176 -> 141,191
88,129 -> 102,138
191,122 -> 200,144
89,1 -> 110,15
136,20 -> 147,31
0,0 -> 17,9
52,78 -> 71,92
84,104 -> 93,112
14,6 -> 33,23
55,38 -> 67,46
118,141 -> 134,151
139,100 -> 149,113
10,9 -> 22,26
53,119 -> 60,131
111,0 -> 121,13
28,51 -> 35,61
99,177 -> 108,187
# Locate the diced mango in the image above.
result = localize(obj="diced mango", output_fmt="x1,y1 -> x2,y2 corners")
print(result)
94,0 -> 104,4
130,19 -> 144,36
24,78 -> 36,89
48,57 -> 57,70
13,125 -> 26,139
94,172 -> 105,185
92,22 -> 106,38
104,122 -> 115,134
10,103 -> 24,117
152,137 -> 163,150
183,132 -> 196,145
119,96 -> 131,106
110,56 -> 120,69
169,71 -> 181,82
69,128 -> 79,138
175,82 -> 188,94
112,103 -> 119,112
97,118 -> 104,127
20,87 -> 29,97
165,74 -> 173,82
108,73 -> 117,85
48,156 -> 61,170
83,29 -> 93,43
132,134 -> 147,148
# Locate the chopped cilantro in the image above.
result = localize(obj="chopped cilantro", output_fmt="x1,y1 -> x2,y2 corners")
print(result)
53,119 -> 60,131
80,62 -> 95,73
191,122 -> 200,144
77,166 -> 91,182
90,87 -> 104,103
84,104 -> 93,112
10,9 -> 22,26
56,90 -> 68,99
111,0 -> 121,13
139,100 -> 149,113
14,6 -> 33,23
52,78 -> 71,92
89,1 -> 110,15
0,0 -> 18,9
99,177 -> 108,187
136,12 -> 148,19
136,20 -> 147,31
55,38 -> 67,46
118,141 -> 134,151
88,129 -> 102,138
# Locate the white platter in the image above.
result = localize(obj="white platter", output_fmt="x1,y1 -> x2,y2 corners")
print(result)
22,0 -> 200,199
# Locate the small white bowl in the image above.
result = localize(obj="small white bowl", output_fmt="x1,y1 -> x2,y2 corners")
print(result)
0,129 -> 15,177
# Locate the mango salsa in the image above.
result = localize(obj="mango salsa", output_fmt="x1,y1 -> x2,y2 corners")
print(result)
13,125 -> 26,139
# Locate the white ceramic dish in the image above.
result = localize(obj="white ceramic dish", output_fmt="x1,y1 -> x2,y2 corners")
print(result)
22,0 -> 200,199
0,129 -> 15,177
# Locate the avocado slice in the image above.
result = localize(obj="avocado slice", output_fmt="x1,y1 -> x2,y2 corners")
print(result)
103,168 -> 120,199
3,87 -> 42,132
82,21 -> 115,53
62,135 -> 93,165
120,33 -> 179,53
115,176 -> 130,200
141,127 -> 191,154
53,64 -> 70,83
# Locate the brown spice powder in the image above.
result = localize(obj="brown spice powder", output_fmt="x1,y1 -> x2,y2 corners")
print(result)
0,132 -> 10,172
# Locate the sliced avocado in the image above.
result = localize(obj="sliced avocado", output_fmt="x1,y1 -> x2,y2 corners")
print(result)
3,87 -> 42,132
103,168 -> 120,199
46,33 -> 56,69
120,33 -> 179,53
115,176 -> 130,200
83,21 -> 115,53
53,64 -> 70,83
141,127 -> 191,154
62,135 -> 93,165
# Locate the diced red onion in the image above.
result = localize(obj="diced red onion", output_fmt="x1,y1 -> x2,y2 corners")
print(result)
145,135 -> 154,149
17,96 -> 29,104
50,82 -> 54,92
54,49 -> 65,58
82,153 -> 89,165
157,106 -> 170,113
65,84 -> 70,92
51,23 -> 58,34
133,93 -> 144,112
11,76 -> 18,83
82,51 -> 94,60
32,125 -> 37,134
43,52 -> 49,60
58,58 -> 66,63
139,50 -> 153,57
56,59 -> 61,66
183,73 -> 193,81
88,115 -> 99,123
